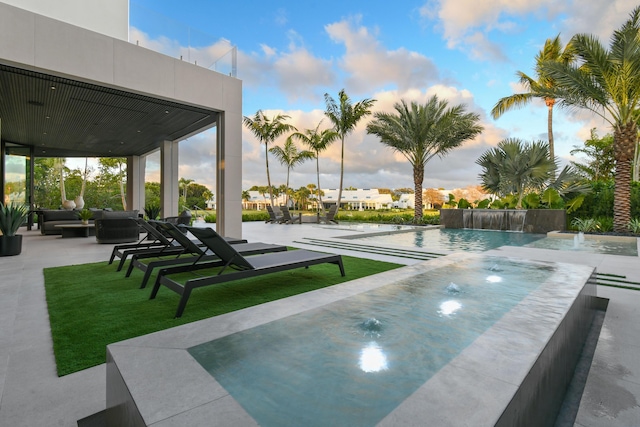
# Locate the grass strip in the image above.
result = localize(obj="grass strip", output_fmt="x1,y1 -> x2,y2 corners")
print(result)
44,254 -> 401,376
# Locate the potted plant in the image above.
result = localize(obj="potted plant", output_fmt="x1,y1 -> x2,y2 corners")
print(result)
0,202 -> 29,256
77,209 -> 93,225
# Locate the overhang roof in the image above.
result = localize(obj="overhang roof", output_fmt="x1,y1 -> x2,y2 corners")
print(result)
0,63 -> 218,157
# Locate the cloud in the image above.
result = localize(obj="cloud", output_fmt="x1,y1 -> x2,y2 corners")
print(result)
325,17 -> 442,93
561,0 -> 637,42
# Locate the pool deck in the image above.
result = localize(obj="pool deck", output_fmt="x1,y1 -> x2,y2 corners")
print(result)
0,222 -> 639,426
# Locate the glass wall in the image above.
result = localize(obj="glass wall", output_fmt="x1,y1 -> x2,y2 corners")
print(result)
2,142 -> 34,227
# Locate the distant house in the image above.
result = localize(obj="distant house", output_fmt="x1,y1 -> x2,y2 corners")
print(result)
241,191 -> 288,210
395,193 -> 415,209
321,189 -> 393,210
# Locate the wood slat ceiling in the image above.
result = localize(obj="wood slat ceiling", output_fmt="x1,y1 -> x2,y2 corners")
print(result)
0,64 -> 218,157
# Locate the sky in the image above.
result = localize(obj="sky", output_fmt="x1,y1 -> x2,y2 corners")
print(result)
119,0 -> 637,193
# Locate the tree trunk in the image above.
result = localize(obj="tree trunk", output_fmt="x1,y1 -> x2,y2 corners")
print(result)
545,99 -> 555,161
413,165 -> 424,221
265,144 -> 274,206
316,155 -> 325,214
613,122 -> 637,232
119,163 -> 127,210
336,135 -> 345,212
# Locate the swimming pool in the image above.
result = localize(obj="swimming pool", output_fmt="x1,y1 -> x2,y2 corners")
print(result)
355,228 -> 545,252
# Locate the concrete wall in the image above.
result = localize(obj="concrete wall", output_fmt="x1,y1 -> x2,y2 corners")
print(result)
0,0 -> 128,40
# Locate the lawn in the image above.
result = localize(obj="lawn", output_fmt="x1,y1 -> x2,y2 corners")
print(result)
44,254 -> 402,376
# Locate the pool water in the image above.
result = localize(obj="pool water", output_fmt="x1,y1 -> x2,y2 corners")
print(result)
355,228 -> 545,253
526,234 -> 638,256
188,256 -> 554,427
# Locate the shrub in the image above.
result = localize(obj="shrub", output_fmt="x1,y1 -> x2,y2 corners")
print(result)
595,216 -> 613,232
457,198 -> 471,209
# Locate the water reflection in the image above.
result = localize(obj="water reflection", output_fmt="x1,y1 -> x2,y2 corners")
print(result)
359,342 -> 388,373
438,300 -> 462,316
486,275 -> 502,283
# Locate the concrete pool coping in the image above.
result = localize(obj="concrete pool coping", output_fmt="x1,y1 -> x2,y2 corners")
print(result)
106,253 -> 597,426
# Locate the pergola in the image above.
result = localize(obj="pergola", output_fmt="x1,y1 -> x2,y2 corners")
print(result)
0,2 -> 242,237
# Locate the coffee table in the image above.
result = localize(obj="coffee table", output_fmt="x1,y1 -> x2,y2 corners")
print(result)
55,224 -> 96,238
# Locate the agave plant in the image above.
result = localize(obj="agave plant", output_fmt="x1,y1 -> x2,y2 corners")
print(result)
0,202 -> 29,236
570,217 -> 600,233
627,218 -> 640,234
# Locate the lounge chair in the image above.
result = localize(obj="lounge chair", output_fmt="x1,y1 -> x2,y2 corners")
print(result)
127,222 -> 287,289
319,205 -> 339,224
108,218 -> 184,271
280,206 -> 302,224
112,218 -> 247,273
266,205 -> 284,223
150,226 -> 345,318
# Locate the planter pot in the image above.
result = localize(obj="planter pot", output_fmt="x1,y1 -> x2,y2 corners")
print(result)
81,219 -> 89,225
0,235 -> 23,256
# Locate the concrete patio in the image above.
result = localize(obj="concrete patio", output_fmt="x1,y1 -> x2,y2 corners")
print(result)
0,222 -> 638,426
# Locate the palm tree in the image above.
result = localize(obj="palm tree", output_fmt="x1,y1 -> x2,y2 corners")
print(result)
366,96 -> 483,220
476,138 -> 557,208
324,89 -> 375,211
291,122 -> 339,213
178,177 -> 194,208
491,35 -> 575,162
269,136 -> 315,206
241,189 -> 251,209
539,6 -> 640,231
243,111 -> 297,206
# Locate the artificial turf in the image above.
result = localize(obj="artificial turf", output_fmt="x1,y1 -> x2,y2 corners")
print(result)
43,254 -> 402,376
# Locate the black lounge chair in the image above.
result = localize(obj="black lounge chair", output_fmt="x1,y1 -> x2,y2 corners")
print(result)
112,218 -> 248,272
319,205 -> 339,224
266,205 -> 284,223
150,226 -> 345,318
108,218 -> 184,271
127,222 -> 287,289
280,206 -> 302,224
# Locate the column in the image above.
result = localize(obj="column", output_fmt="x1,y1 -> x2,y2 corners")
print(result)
216,111 -> 242,238
126,155 -> 145,213
160,140 -> 179,218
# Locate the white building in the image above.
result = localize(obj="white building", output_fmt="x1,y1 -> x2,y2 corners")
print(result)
321,189 -> 393,210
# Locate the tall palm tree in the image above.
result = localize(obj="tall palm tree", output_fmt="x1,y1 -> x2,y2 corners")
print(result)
366,96 -> 483,220
269,136 -> 315,206
291,122 -> 339,213
491,35 -> 575,161
243,111 -> 297,206
539,6 -> 640,232
324,89 -> 375,211
476,138 -> 556,209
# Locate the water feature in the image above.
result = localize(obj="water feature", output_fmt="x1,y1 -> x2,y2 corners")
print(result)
527,232 -> 638,256
106,254 -> 598,426
441,209 -> 566,233
462,209 -> 527,231
185,257 -> 578,426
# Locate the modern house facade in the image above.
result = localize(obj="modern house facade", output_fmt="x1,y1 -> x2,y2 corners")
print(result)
0,0 -> 243,237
